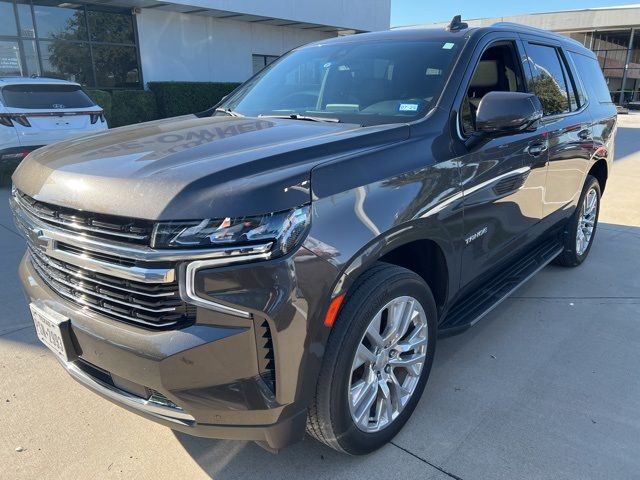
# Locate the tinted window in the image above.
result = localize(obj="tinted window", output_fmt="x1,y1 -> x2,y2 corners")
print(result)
22,40 -> 40,76
39,40 -> 93,85
0,40 -> 23,76
87,10 -> 135,43
0,0 -> 18,36
570,52 -> 614,104
557,51 -> 580,110
34,4 -> 86,40
526,43 -> 573,116
224,40 -> 461,126
1,84 -> 95,109
461,41 -> 525,134
17,1 -> 35,37
252,54 -> 279,74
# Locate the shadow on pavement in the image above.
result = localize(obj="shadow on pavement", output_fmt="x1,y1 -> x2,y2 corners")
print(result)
613,125 -> 640,160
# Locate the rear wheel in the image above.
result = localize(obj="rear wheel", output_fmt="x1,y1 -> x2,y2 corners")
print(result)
554,175 -> 601,267
307,263 -> 437,455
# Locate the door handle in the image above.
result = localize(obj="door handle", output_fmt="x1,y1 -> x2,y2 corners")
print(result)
526,142 -> 548,157
578,129 -> 591,140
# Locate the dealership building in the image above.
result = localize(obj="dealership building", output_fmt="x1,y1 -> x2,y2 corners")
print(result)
0,0 -> 390,89
427,5 -> 640,104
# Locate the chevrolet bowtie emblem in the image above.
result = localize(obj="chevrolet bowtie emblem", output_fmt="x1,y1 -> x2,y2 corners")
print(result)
27,228 -> 49,251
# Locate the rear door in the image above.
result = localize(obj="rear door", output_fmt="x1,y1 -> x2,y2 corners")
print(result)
520,36 -> 596,222
455,33 -> 548,287
0,83 -> 102,146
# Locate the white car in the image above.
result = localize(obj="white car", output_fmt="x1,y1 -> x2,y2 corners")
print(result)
0,77 -> 107,161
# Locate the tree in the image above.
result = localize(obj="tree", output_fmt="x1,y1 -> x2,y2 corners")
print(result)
47,10 -> 137,87
528,73 -> 569,116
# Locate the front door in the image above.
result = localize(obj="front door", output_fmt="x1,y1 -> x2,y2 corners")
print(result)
454,35 -> 549,287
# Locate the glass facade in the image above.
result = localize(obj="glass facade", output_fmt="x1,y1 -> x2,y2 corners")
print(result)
0,0 -> 141,88
568,29 -> 640,104
252,54 -> 279,74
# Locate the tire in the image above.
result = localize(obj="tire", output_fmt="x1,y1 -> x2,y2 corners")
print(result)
307,262 -> 437,455
554,175 -> 601,267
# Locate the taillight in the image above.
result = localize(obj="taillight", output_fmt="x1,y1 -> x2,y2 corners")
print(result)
90,112 -> 105,124
0,150 -> 30,161
11,116 -> 31,127
0,115 -> 29,127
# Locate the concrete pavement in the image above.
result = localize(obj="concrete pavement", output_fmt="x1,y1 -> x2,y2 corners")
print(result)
1,115 -> 639,480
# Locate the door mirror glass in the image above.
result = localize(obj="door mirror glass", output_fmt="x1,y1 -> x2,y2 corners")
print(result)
475,91 -> 543,134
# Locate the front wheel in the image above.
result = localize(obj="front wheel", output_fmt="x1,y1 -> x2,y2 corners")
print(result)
307,263 -> 437,455
554,174 -> 601,267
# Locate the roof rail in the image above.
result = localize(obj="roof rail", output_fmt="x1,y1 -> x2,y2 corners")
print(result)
491,21 -> 585,47
492,21 -> 553,34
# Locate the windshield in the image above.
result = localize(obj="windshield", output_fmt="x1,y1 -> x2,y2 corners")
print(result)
0,84 -> 95,109
220,39 -> 461,126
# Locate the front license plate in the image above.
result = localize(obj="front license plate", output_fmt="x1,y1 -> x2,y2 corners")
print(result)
29,304 -> 74,361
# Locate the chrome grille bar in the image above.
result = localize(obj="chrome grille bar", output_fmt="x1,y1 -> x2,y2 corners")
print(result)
29,248 -> 175,299
13,189 -> 150,241
48,247 -> 175,284
12,208 -> 176,284
31,262 -> 180,328
30,252 -> 179,314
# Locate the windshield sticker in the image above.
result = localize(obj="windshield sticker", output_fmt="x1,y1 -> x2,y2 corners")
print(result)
399,103 -> 419,112
443,42 -> 455,50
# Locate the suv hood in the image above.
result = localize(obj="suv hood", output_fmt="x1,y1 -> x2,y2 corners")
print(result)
13,114 -> 408,220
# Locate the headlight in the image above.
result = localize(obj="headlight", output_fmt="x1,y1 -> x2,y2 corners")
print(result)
151,205 -> 310,257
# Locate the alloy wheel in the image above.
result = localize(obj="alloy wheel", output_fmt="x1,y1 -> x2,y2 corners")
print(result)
348,296 -> 428,433
576,187 -> 598,256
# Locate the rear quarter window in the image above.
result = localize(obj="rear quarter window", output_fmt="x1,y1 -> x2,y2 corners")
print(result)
0,84 -> 95,109
569,52 -> 613,104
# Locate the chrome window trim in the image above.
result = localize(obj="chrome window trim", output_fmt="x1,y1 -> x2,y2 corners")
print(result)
181,252 -> 273,319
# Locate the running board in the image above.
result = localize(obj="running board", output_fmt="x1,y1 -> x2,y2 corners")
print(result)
438,238 -> 563,337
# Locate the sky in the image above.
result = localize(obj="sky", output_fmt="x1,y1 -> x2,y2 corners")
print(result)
391,0 -> 640,26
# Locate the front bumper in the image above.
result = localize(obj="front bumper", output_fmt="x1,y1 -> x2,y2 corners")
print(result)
19,245 -> 338,449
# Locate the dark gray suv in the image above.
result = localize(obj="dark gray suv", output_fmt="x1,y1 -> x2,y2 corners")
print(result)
11,20 -> 616,455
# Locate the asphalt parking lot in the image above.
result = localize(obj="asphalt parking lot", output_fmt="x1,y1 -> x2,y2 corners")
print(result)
1,115 -> 639,480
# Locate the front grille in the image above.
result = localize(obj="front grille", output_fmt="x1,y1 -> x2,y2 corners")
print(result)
13,190 -> 154,245
11,188 -> 195,329
29,246 -> 194,328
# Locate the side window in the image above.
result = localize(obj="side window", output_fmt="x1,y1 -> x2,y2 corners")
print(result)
566,54 -> 588,107
558,51 -> 580,110
525,43 -> 578,116
461,41 -> 525,135
570,51 -> 613,104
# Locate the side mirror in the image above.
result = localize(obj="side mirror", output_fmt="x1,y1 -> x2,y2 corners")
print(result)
475,91 -> 543,134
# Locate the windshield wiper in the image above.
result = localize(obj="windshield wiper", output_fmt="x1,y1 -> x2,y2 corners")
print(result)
214,107 -> 244,117
259,113 -> 341,123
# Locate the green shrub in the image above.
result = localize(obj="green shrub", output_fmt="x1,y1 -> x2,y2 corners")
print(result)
110,90 -> 158,128
84,89 -> 112,124
148,81 -> 241,119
